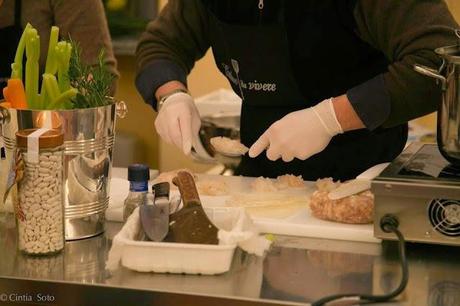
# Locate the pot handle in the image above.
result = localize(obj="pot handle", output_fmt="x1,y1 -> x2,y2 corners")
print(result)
116,100 -> 128,119
0,104 -> 10,125
413,64 -> 447,90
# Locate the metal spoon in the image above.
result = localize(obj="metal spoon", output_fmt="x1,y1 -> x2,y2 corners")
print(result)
213,150 -> 244,174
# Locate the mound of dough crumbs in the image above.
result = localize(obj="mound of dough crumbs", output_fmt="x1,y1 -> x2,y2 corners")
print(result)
196,180 -> 229,196
309,178 -> 373,224
315,177 -> 341,192
251,175 -> 306,192
276,174 -> 305,189
251,177 -> 278,192
210,137 -> 249,156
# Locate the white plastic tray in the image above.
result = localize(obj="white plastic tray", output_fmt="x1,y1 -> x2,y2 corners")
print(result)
116,207 -> 238,275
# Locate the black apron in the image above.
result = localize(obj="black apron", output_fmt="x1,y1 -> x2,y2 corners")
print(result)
0,0 -> 22,99
206,0 -> 407,181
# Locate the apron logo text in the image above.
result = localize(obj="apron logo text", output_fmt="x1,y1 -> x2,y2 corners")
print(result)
222,63 -> 277,93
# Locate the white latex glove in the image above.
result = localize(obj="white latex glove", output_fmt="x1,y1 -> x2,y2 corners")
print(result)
154,92 -> 201,155
249,98 -> 343,162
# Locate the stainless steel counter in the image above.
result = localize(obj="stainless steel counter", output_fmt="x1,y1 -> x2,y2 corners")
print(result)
0,213 -> 459,306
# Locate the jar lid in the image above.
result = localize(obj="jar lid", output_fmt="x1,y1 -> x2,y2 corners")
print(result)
128,164 -> 150,182
16,129 -> 64,149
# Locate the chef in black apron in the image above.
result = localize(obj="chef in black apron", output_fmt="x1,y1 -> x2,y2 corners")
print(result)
151,0 -> 408,181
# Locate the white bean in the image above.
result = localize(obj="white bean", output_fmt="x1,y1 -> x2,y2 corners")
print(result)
39,188 -> 49,196
33,209 -> 43,218
37,182 -> 48,189
49,155 -> 58,161
39,156 -> 49,162
40,161 -> 51,168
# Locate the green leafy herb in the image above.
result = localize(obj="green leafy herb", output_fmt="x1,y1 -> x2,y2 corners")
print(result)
68,40 -> 114,108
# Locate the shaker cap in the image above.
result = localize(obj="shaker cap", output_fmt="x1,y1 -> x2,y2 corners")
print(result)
128,164 -> 150,182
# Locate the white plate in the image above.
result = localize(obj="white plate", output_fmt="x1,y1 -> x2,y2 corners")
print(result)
196,175 -> 379,244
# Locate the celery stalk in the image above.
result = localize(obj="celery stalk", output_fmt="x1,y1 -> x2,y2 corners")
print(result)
36,93 -> 43,110
48,88 -> 77,110
40,26 -> 59,109
44,26 -> 60,75
10,63 -> 21,80
11,23 -> 33,80
42,74 -> 60,104
25,29 -> 40,109
56,42 -> 72,92
40,76 -> 50,108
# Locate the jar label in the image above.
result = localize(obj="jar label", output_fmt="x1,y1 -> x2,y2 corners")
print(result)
27,128 -> 51,163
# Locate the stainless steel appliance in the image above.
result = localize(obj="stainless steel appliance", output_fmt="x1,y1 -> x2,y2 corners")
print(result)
414,29 -> 460,166
0,102 -> 127,240
373,143 -> 460,246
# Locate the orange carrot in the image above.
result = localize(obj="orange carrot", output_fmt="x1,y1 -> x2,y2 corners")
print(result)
6,79 -> 28,109
0,102 -> 12,109
2,87 -> 10,102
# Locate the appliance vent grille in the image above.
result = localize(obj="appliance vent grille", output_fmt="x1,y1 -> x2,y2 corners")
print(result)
428,199 -> 460,237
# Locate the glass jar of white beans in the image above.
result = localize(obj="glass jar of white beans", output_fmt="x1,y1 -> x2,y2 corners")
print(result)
15,129 -> 65,256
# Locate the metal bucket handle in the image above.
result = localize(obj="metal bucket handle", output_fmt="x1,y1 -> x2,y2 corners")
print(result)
413,28 -> 460,90
0,104 -> 10,125
115,100 -> 127,118
413,64 -> 447,91
104,97 -> 127,119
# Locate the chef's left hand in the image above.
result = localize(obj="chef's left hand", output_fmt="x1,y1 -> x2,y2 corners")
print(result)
249,98 -> 344,162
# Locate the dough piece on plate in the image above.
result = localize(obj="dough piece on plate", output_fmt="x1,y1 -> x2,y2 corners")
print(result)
251,177 -> 278,192
276,174 -> 305,189
309,178 -> 373,224
227,192 -> 309,219
196,180 -> 229,196
210,137 -> 249,156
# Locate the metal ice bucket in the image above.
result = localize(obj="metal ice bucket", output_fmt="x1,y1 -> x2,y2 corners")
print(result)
0,101 -> 127,240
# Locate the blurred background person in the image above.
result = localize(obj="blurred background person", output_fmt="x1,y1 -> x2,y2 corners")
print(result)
0,0 -> 119,99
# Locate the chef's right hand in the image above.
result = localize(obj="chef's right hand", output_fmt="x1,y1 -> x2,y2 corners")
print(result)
154,92 -> 201,155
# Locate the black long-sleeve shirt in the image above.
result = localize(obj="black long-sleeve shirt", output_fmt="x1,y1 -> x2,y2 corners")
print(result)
136,0 -> 458,129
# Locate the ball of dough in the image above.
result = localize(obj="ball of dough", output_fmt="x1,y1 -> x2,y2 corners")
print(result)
309,189 -> 374,224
